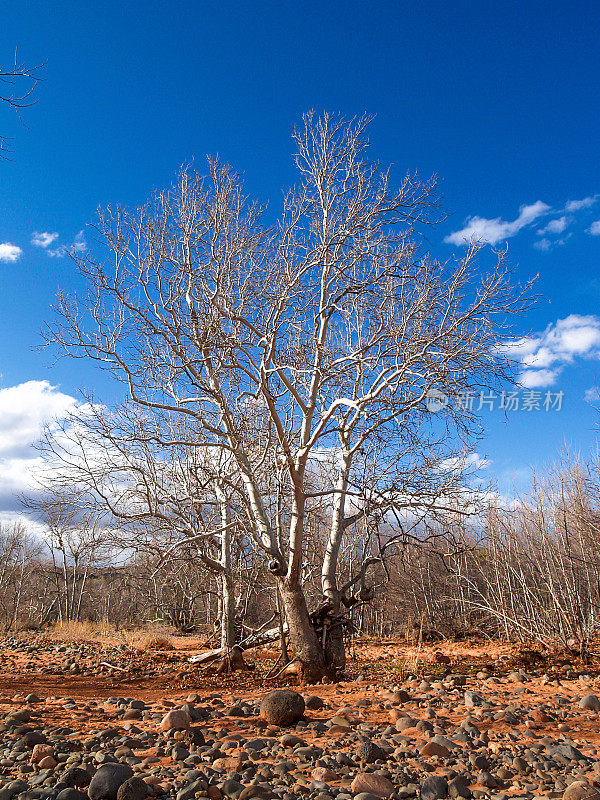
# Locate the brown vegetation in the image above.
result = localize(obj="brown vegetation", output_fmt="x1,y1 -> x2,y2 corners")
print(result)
2,456 -> 600,664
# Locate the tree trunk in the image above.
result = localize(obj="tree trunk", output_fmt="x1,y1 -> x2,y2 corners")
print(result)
279,582 -> 325,681
216,482 -> 236,651
276,585 -> 290,662
214,482 -> 245,673
278,581 -> 346,682
221,571 -> 235,649
322,594 -> 346,674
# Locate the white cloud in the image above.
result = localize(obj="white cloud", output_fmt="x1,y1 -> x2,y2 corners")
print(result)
518,369 -> 558,388
504,315 -> 600,388
31,231 -> 59,248
440,453 -> 491,473
0,511 -> 48,539
588,220 -> 600,236
534,238 -> 551,252
48,230 -> 87,258
0,380 -> 80,459
0,243 -> 22,263
72,230 -> 86,252
538,216 -> 570,235
534,233 -> 571,252
445,201 -> 550,246
585,386 -> 600,403
0,455 -> 42,495
565,196 -> 597,212
447,193 -> 599,248
0,380 -> 83,527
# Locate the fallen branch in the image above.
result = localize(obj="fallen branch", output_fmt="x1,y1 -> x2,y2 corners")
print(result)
189,624 -> 289,664
99,661 -> 127,672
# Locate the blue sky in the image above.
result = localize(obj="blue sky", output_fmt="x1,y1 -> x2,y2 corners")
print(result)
1,0 -> 600,522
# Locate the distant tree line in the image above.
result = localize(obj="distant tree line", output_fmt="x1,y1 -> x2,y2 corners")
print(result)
3,455 -> 600,659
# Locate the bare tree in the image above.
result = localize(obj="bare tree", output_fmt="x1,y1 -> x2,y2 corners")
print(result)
1,50 -> 43,155
0,523 -> 44,629
35,403 -> 249,654
451,457 -> 600,654
22,490 -> 109,623
46,113 -> 530,680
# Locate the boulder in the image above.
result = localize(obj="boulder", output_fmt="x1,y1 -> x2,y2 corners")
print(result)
88,764 -> 134,800
116,778 -> 149,800
62,768 -> 90,788
579,695 -> 600,712
464,691 -> 484,708
312,768 -> 338,782
395,716 -> 417,731
57,790 -> 88,800
238,788 -> 275,800
30,744 -> 54,764
212,756 -> 245,773
356,740 -> 386,764
159,709 -> 191,731
259,690 -> 305,726
421,777 -> 449,800
350,774 -> 395,799
563,783 -> 600,800
304,695 -> 324,710
420,741 -> 451,758
448,777 -> 471,799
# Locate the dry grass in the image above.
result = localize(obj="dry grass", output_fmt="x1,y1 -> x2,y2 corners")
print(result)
45,619 -> 118,643
124,630 -> 174,651
44,621 -> 175,650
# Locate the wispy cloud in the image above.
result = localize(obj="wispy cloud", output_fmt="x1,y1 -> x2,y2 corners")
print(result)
585,386 -> 600,403
48,230 -> 87,258
565,196 -> 597,212
0,243 -> 22,263
439,453 -> 491,472
538,216 -> 570,235
73,230 -> 86,252
533,233 -> 572,252
31,231 -> 59,248
446,193 -> 598,248
445,201 -> 550,246
503,314 -> 600,388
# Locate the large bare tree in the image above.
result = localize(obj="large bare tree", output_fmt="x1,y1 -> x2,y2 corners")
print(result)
47,113 -> 530,680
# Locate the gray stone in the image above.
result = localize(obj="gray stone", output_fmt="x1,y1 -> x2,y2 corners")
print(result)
88,763 -> 134,800
563,782 -> 600,800
579,696 -> 600,712
448,777 -> 471,799
304,696 -> 324,710
116,777 -> 148,800
57,790 -> 88,800
421,776 -> 449,800
464,692 -> 484,708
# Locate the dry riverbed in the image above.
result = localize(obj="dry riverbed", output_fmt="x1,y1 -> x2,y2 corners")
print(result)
1,636 -> 600,800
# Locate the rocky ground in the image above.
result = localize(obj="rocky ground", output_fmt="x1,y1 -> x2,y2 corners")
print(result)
1,637 -> 600,800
